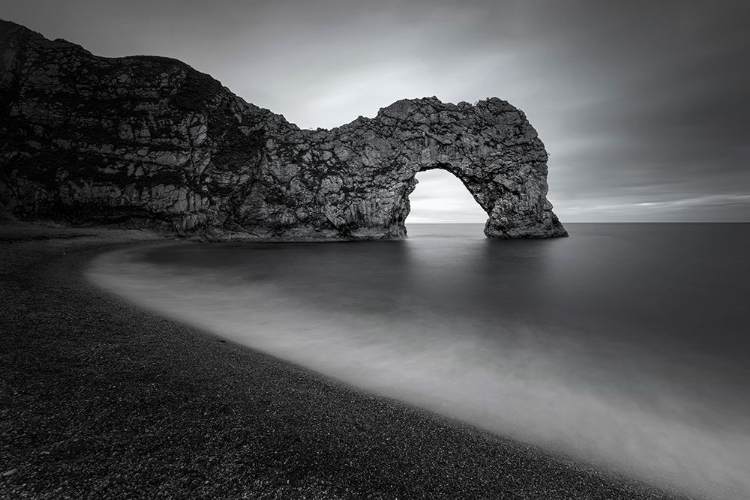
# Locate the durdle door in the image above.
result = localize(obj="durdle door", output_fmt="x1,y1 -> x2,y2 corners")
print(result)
0,20 -> 566,240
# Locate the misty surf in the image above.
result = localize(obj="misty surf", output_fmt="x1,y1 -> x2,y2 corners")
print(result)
87,223 -> 750,500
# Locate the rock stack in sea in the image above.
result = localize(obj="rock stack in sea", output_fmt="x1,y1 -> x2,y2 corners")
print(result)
0,20 -> 566,239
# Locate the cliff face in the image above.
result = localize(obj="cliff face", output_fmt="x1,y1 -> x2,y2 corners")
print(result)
0,20 -> 567,239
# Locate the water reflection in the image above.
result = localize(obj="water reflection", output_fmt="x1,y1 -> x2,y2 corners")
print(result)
87,223 -> 750,500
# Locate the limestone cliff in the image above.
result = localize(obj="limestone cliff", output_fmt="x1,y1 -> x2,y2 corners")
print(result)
0,20 -> 567,239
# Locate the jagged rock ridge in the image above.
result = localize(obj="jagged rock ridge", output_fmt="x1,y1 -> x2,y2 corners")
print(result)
0,20 -> 567,239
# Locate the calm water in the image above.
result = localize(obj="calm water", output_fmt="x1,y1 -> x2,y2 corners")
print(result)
88,223 -> 750,499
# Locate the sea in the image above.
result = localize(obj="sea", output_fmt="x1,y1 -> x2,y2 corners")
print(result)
87,223 -> 750,500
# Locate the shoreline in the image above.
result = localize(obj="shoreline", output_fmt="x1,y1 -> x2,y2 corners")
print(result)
0,224 -> 690,499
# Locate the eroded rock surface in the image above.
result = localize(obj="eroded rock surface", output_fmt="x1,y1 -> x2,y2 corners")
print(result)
0,20 -> 566,239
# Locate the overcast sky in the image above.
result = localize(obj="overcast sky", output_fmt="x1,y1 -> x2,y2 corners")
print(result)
5,0 -> 749,222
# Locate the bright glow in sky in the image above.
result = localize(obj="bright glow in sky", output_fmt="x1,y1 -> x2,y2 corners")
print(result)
408,170 -> 487,223
3,1 -> 749,222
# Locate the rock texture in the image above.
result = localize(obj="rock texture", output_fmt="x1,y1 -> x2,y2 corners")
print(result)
0,20 -> 566,239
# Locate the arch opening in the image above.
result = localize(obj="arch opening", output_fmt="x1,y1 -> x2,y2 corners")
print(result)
405,168 -> 488,232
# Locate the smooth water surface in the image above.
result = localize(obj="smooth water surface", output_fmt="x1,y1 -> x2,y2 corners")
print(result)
88,223 -> 750,499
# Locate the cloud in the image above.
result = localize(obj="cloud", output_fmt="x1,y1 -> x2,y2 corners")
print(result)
4,0 -> 749,222
555,194 -> 750,222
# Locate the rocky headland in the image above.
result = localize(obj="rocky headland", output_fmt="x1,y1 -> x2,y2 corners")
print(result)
0,20 -> 566,240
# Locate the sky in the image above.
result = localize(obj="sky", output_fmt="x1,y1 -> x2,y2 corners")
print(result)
4,0 -> 749,222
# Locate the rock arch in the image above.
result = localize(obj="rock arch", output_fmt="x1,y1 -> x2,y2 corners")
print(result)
252,97 -> 568,239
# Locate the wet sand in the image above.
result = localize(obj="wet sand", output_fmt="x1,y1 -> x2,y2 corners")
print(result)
0,223 -> 691,499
